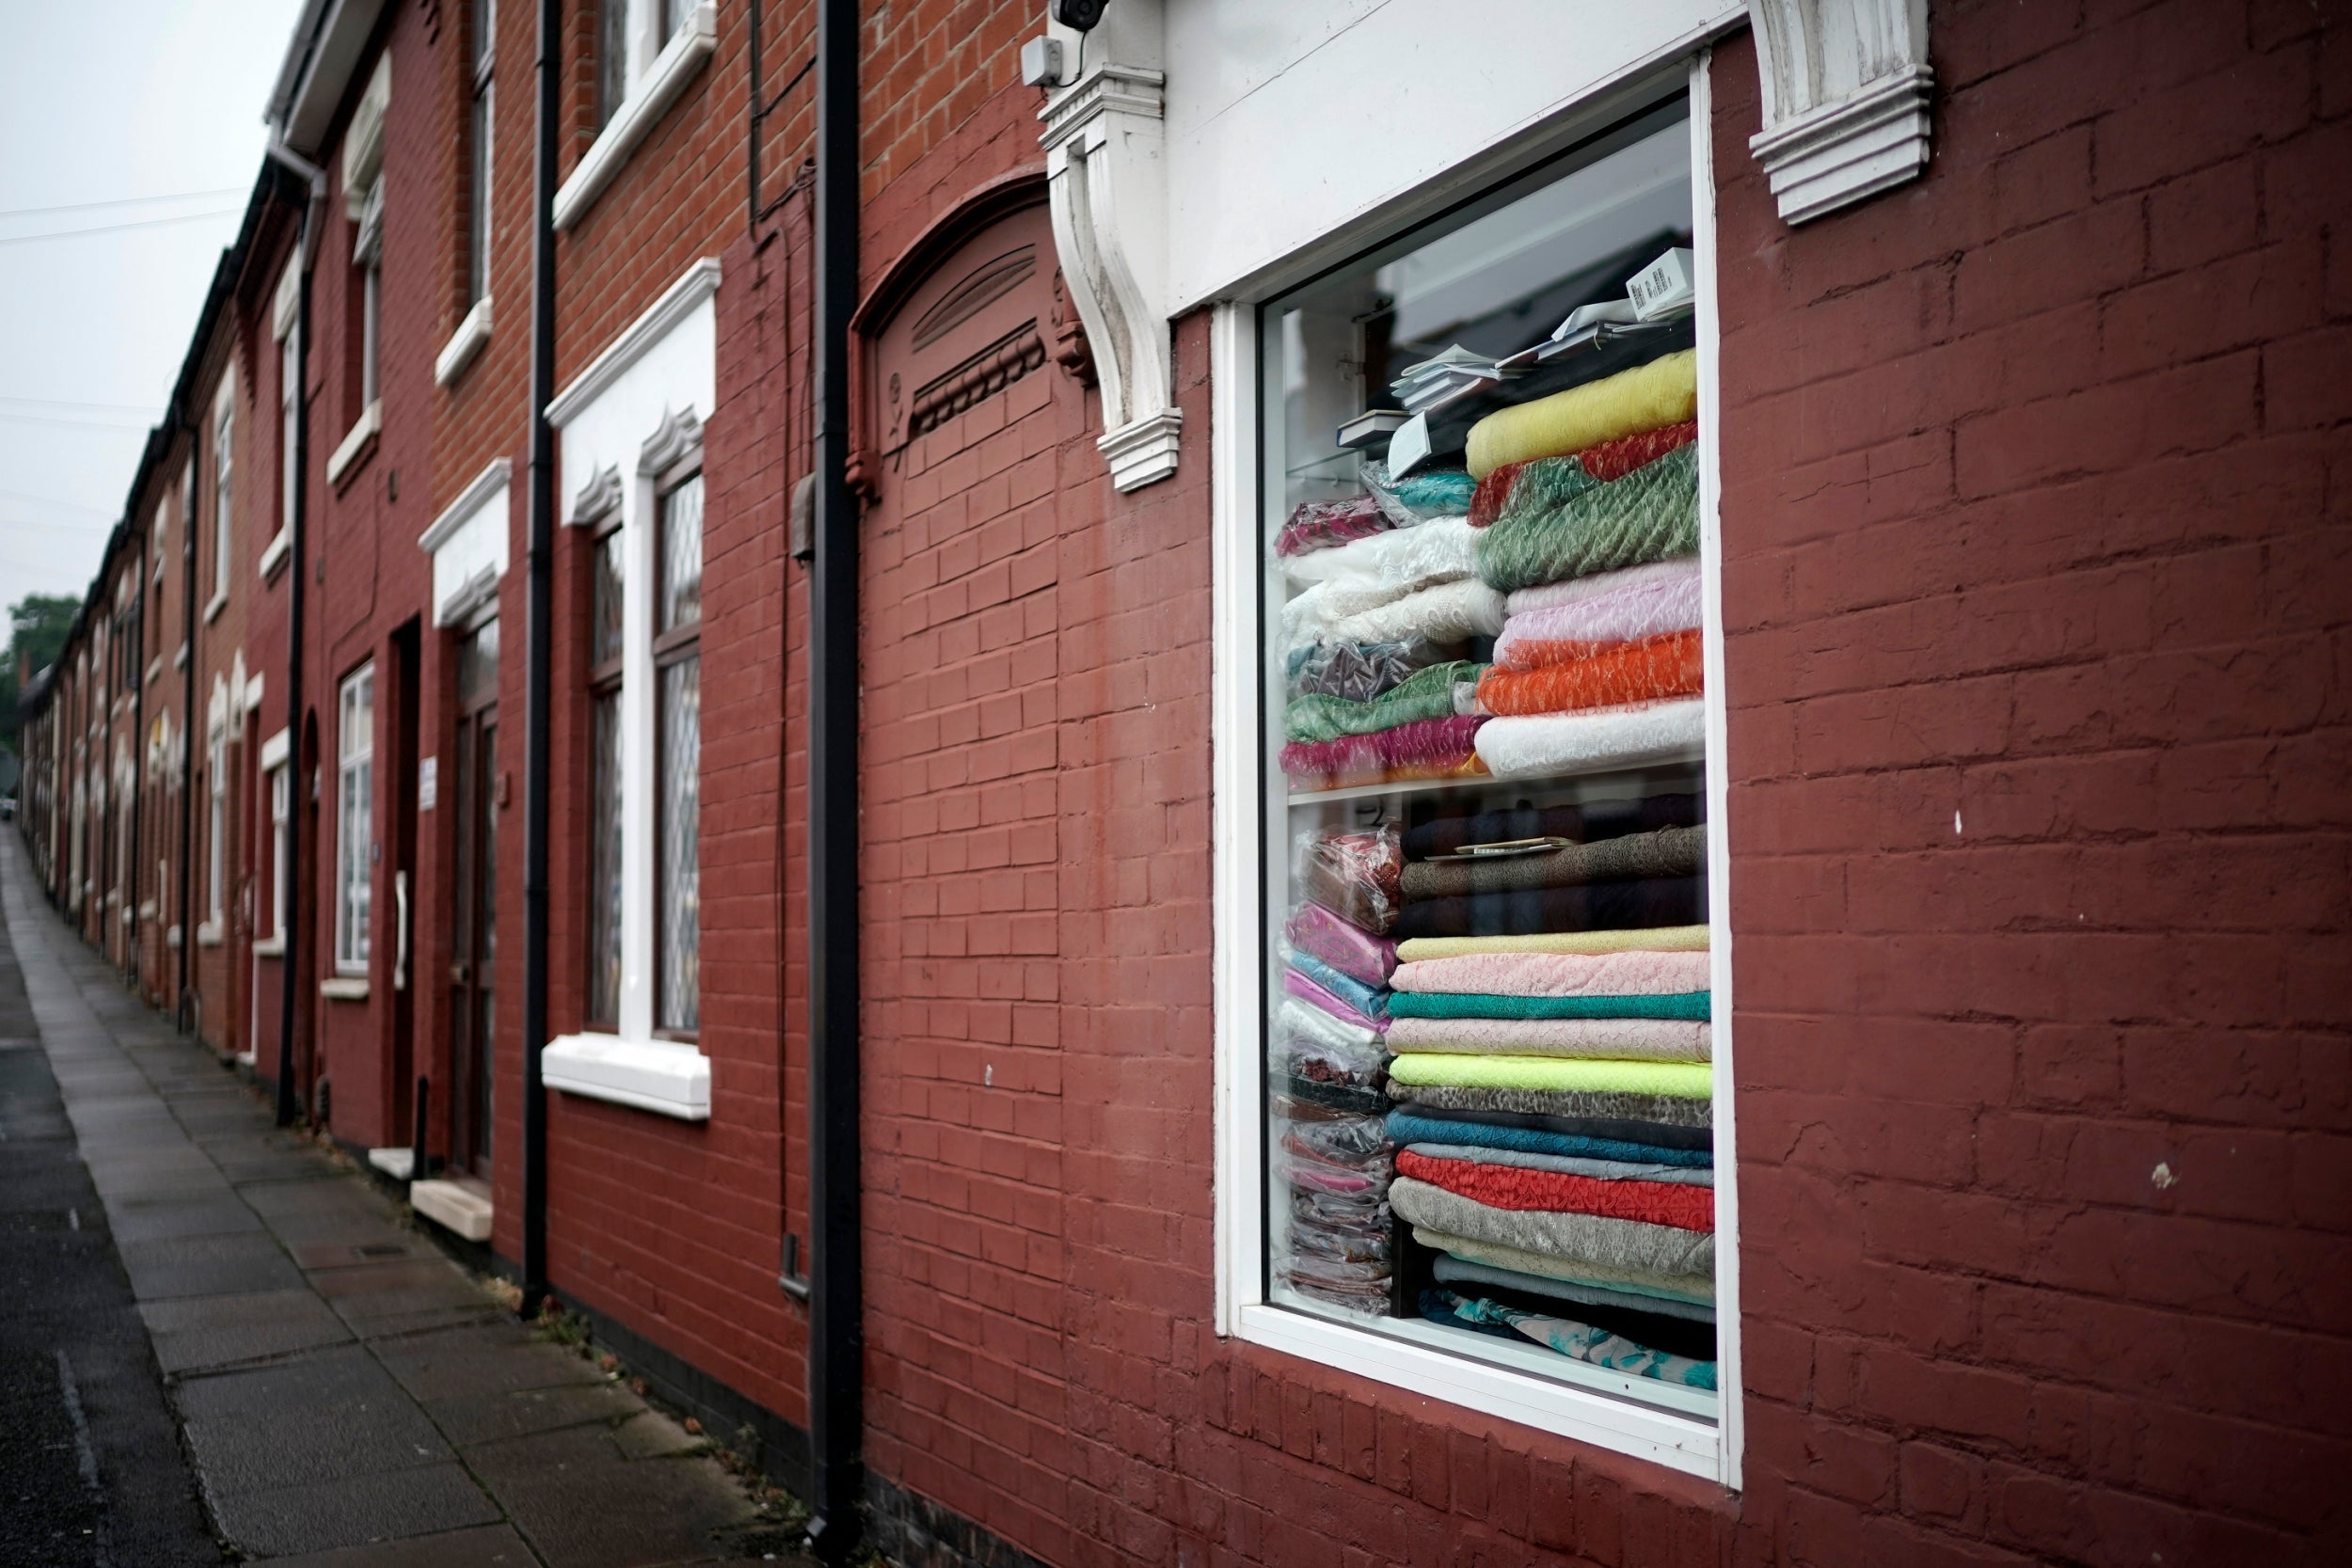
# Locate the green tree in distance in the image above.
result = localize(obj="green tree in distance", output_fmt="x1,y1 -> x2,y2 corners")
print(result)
3,592 -> 82,742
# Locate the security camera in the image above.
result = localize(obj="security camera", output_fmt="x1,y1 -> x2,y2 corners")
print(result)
1050,0 -> 1107,31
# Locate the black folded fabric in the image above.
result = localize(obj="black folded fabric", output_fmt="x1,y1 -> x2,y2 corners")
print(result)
1405,793 -> 1702,860
1397,1102 -> 1713,1154
1282,1075 -> 1389,1117
1391,876 -> 1705,939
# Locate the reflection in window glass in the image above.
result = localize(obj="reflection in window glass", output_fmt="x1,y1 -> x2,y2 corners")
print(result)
337,664 -> 375,973
1261,106 -> 1717,1414
654,471 -> 702,1033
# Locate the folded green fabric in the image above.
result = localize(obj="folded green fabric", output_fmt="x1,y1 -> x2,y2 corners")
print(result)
1412,1226 -> 1716,1303
1475,444 -> 1699,595
1283,659 -> 1486,744
1389,1053 -> 1711,1099
1391,1085 -> 1712,1129
1386,990 -> 1710,1022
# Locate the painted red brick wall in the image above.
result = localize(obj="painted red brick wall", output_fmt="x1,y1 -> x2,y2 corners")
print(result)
1712,5 -> 2350,1562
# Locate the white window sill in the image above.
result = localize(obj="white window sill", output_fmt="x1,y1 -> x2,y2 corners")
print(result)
1235,1303 -> 1720,1479
174,641 -> 189,670
320,975 -> 370,1001
202,590 -> 228,626
167,924 -> 183,950
435,296 -> 493,387
259,528 -> 291,580
253,935 -> 286,958
410,1178 -> 494,1242
551,4 -> 716,231
544,1033 -> 710,1121
196,921 -> 223,948
145,657 -> 163,687
326,401 -> 383,486
137,900 -> 156,920
367,1147 -> 415,1180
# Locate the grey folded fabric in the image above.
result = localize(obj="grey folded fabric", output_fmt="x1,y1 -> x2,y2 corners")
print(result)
1391,1176 -> 1714,1276
1391,1083 -> 1713,1130
1431,1255 -> 1717,1323
1402,824 -> 1706,900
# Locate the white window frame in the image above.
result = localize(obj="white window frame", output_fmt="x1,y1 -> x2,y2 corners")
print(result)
206,730 -> 226,927
262,727 -> 292,947
541,395 -> 710,1121
1206,55 -> 1740,1486
335,662 -> 375,975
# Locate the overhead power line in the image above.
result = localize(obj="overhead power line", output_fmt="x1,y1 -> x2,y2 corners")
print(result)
0,207 -> 242,246
0,395 -> 166,417
0,186 -> 246,221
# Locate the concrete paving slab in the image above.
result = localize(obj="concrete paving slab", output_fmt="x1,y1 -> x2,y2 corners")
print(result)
261,1522 -> 546,1568
139,1288 -> 355,1373
118,1230 -> 305,1301
428,1380 -> 645,1449
207,1461 -> 504,1559
375,1323 -> 610,1403
464,1426 -> 757,1568
184,1382 -> 454,1495
293,1235 -> 442,1271
103,1193 -> 265,1243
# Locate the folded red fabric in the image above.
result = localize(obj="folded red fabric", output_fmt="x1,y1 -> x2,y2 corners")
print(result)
1579,420 -> 1697,483
1396,1148 -> 1715,1232
1473,628 -> 1703,717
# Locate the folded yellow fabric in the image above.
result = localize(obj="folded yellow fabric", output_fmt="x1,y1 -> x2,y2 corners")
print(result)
1394,926 -> 1709,962
1388,1053 -> 1713,1099
1465,350 -> 1700,480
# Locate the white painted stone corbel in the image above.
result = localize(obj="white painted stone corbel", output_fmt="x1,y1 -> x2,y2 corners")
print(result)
1038,1 -> 1180,493
1747,0 -> 1932,225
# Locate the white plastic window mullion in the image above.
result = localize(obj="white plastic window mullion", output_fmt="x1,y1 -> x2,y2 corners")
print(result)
618,481 -> 656,1043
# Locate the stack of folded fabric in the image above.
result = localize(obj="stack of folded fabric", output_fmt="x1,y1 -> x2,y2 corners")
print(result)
1276,825 -> 1405,1312
1278,514 -> 1504,790
1451,349 -> 1705,782
1379,797 -> 1717,1384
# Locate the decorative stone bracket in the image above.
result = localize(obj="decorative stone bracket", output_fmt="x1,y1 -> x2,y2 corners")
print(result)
1041,61 -> 1182,493
1747,0 -> 1932,225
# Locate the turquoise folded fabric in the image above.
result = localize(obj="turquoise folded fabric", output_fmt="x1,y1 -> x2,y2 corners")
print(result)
1285,951 -> 1388,1023
1386,990 -> 1709,1022
1385,1109 -> 1711,1167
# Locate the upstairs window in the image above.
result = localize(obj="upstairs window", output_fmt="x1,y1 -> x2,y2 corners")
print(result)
468,0 -> 496,308
212,395 -> 234,603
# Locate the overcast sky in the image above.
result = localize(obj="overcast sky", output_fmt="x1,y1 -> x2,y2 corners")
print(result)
0,0 -> 306,610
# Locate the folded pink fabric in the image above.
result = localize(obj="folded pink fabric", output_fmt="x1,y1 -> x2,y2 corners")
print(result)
1384,1016 -> 1710,1062
1493,560 -> 1703,672
1284,967 -> 1387,1034
1502,558 -> 1700,618
1280,715 -> 1488,784
1391,949 -> 1710,998
1284,900 -> 1397,987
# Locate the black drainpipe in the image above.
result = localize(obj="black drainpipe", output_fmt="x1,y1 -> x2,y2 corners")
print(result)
176,409 -> 199,1028
131,516 -> 146,988
266,147 -> 325,1126
805,0 -> 861,1557
518,0 -> 561,1314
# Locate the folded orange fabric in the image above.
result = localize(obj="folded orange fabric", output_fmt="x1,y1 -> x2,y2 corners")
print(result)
1470,462 -> 1526,529
1580,421 -> 1697,483
1473,629 -> 1703,717
1396,1148 -> 1715,1232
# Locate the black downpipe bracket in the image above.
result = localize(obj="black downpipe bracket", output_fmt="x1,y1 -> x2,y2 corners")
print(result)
805,0 -> 862,1558
518,0 -> 561,1314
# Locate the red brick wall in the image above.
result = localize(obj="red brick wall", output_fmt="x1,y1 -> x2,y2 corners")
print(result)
1713,5 -> 2350,1562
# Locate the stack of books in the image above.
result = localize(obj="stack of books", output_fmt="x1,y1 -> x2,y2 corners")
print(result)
1391,345 -> 1505,412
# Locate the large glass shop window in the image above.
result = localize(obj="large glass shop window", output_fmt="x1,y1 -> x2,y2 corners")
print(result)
1261,105 -> 1717,1417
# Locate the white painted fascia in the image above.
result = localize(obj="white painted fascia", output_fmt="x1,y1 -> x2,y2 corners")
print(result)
547,259 -> 722,426
550,3 -> 716,232
326,400 -> 382,484
435,296 -> 493,388
270,0 -> 389,157
260,528 -> 292,579
544,1033 -> 711,1121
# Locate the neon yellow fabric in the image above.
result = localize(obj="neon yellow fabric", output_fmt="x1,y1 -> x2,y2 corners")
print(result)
1465,350 -> 1700,480
1388,1053 -> 1713,1099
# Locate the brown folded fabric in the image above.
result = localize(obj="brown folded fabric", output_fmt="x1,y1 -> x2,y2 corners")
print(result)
1402,824 -> 1705,900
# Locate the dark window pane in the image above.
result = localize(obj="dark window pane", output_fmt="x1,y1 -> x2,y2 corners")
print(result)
656,653 -> 699,1033
659,473 -> 703,633
458,619 -> 500,706
587,690 -> 622,1026
599,0 -> 628,127
591,529 -> 626,669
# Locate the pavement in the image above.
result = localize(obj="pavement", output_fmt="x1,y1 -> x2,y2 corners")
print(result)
1,832 -> 809,1567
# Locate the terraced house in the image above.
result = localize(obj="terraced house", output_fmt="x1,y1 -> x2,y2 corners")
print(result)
14,2 -> 2348,1564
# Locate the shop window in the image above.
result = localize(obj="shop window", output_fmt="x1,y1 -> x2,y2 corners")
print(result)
1232,99 -> 1725,1466
336,662 -> 375,974
652,468 -> 701,1036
